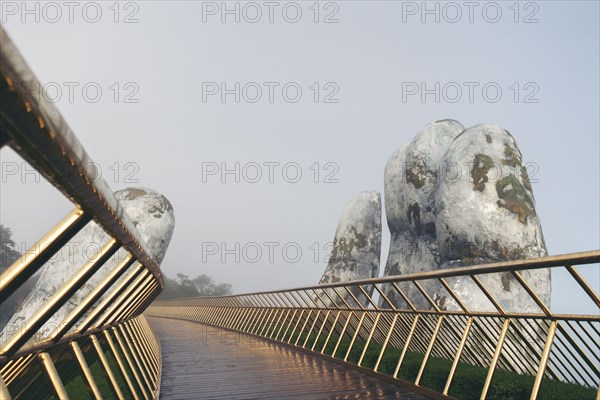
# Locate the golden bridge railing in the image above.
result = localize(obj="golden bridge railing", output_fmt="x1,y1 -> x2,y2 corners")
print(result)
148,251 -> 600,400
1,25 -> 162,399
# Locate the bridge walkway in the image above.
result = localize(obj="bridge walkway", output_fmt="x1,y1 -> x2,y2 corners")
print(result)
149,317 -> 429,400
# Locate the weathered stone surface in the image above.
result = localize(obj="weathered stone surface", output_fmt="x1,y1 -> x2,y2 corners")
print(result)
113,187 -> 175,265
381,121 -> 550,313
1,187 -> 175,343
436,124 -> 549,312
320,191 -> 382,285
319,191 -> 381,306
382,120 -> 464,309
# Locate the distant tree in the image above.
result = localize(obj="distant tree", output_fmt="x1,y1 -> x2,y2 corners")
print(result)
157,272 -> 233,299
176,273 -> 192,285
0,224 -> 38,325
0,224 -> 21,270
193,274 -> 215,294
157,276 -> 180,299
172,273 -> 199,297
211,282 -> 233,296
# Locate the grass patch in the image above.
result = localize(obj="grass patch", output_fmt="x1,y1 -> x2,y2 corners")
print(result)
265,317 -> 596,400
11,339 -> 142,400
321,334 -> 596,400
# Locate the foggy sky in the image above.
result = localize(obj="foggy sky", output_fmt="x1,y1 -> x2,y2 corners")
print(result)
0,1 -> 598,315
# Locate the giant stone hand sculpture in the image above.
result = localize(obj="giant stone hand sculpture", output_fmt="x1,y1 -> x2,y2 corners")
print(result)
1,187 -> 175,343
318,191 -> 382,306
383,120 -> 465,309
382,121 -> 549,312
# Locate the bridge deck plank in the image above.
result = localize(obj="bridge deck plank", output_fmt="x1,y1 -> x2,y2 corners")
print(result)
149,317 -> 429,399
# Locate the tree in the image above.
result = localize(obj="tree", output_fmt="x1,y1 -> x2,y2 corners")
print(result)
211,282 -> 233,296
157,273 -> 233,299
172,273 -> 198,298
193,274 -> 214,294
0,224 -> 20,271
0,224 -> 36,325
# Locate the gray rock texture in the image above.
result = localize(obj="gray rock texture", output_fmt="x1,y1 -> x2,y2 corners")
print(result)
1,187 -> 175,343
382,121 -> 550,313
382,120 -> 465,309
436,124 -> 549,312
319,191 -> 382,306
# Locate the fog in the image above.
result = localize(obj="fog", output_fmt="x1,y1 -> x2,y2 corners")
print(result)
1,1 -> 598,313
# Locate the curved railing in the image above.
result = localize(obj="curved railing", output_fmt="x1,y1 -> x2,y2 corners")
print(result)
3,20 -> 599,400
148,251 -> 600,400
1,25 -> 162,399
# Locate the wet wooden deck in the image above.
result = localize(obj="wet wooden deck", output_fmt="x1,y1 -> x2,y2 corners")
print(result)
149,317 -> 429,400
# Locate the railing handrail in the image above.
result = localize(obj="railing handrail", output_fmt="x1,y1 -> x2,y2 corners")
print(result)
154,250 -> 599,302
0,24 -> 162,286
1,25 -> 163,399
149,250 -> 600,399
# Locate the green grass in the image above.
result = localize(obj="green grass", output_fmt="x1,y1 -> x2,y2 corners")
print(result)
61,341 -> 139,400
302,329 -> 597,400
10,340 -> 140,400
10,321 -> 594,400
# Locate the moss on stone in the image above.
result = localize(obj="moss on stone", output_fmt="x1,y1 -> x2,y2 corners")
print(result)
160,195 -> 174,212
470,154 -> 494,192
502,143 -> 521,167
495,174 -> 535,224
331,226 -> 367,263
442,235 -> 485,265
148,205 -> 164,218
521,166 -> 532,191
489,239 -> 526,261
122,187 -> 147,200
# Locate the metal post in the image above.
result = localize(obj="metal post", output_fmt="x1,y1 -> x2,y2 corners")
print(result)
70,341 -> 103,400
90,334 -> 126,399
480,319 -> 511,400
38,352 -> 69,400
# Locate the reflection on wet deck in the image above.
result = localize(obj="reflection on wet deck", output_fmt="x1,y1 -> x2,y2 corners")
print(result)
149,317 -> 428,399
